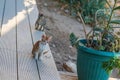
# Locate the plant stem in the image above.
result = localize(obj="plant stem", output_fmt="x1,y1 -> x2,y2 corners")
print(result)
106,0 -> 112,9
102,0 -> 117,44
77,12 -> 90,45
106,0 -> 117,29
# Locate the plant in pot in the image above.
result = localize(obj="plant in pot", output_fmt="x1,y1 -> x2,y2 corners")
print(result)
70,0 -> 120,80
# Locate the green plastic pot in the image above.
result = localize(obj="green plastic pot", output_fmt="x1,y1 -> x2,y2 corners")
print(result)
77,39 -> 119,80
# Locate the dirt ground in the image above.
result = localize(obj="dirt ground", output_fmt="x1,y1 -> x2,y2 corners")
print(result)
35,0 -> 91,71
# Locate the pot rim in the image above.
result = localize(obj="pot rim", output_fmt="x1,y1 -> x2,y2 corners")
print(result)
78,39 -> 120,57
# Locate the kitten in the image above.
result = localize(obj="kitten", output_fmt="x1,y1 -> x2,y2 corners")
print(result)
35,13 -> 49,31
32,34 -> 52,60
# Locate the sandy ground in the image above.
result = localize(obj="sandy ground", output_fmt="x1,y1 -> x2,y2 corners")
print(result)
36,0 -> 120,78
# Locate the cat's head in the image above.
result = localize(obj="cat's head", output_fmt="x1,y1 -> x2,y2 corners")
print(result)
41,34 -> 52,44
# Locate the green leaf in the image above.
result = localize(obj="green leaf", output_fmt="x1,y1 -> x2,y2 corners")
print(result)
69,33 -> 78,46
110,20 -> 120,24
93,27 -> 103,32
113,6 -> 120,11
99,46 -> 105,50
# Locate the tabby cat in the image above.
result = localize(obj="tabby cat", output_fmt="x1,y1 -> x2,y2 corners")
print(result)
35,13 -> 47,31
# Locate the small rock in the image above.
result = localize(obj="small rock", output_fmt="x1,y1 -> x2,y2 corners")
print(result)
64,57 -> 69,61
69,46 -> 73,49
52,44 -> 56,47
54,9 -> 57,12
68,56 -> 77,61
63,60 -> 77,73
44,3 -> 48,7
64,9 -> 69,13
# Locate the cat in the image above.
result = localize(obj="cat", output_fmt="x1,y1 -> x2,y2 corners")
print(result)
35,13 -> 49,31
32,34 -> 52,60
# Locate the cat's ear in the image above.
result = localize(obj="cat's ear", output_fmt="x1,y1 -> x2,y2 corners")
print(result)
47,36 -> 52,42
